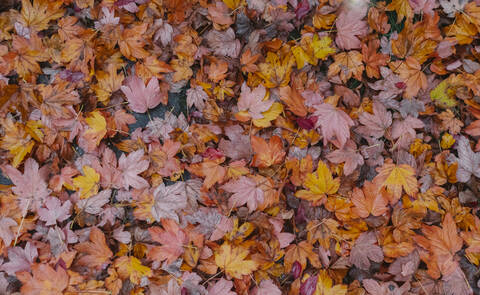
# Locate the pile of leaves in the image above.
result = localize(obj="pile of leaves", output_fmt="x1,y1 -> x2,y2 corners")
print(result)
2,0 -> 480,294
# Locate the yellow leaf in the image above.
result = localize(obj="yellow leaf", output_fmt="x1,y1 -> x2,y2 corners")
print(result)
257,51 -> 295,88
312,35 -> 336,60
373,160 -> 418,204
441,133 -> 455,149
295,161 -> 340,205
214,243 -> 257,278
386,0 -> 413,21
19,0 -> 65,32
252,102 -> 283,128
222,0 -> 244,10
93,64 -> 124,103
84,111 -> 107,147
0,118 -> 34,168
430,78 -> 458,108
25,120 -> 44,143
73,166 -> 100,199
314,270 -> 347,295
114,256 -> 152,285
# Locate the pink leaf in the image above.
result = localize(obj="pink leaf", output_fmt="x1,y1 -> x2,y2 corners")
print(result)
349,231 -> 384,270
0,217 -> 17,246
2,158 -> 50,212
0,242 -> 37,276
118,149 -> 149,190
121,75 -> 163,113
313,103 -> 355,148
326,140 -> 364,175
237,83 -> 273,120
335,10 -> 368,50
356,101 -> 392,139
221,176 -> 264,212
38,197 -> 72,226
251,279 -> 281,295
207,278 -> 236,295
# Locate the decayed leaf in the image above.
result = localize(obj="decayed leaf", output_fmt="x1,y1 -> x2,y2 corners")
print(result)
326,140 -> 364,176
214,243 -> 258,279
151,182 -> 187,222
349,231 -> 384,270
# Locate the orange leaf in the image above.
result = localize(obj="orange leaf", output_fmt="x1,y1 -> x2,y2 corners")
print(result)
284,241 -> 321,272
148,219 -> 188,264
18,263 -> 69,295
390,57 -> 427,99
373,159 -> 418,204
188,158 -> 227,189
278,86 -> 308,117
251,135 -> 286,168
352,181 -> 389,218
74,227 -> 113,269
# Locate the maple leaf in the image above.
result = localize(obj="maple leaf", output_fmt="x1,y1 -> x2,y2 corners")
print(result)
114,256 -> 152,284
454,136 -> 480,182
37,81 -> 80,119
250,135 -> 286,168
121,75 -> 163,113
0,242 -> 37,276
206,28 -> 241,58
151,182 -> 187,222
362,39 -> 389,79
296,161 -> 340,204
74,227 -> 113,269
83,111 -> 107,149
415,213 -> 463,277
17,0 -> 65,32
2,157 -> 50,211
207,278 -> 235,295
221,176 -> 264,212
351,181 -> 389,218
326,140 -> 364,176
373,159 -> 418,204
335,10 -> 368,50
37,197 -> 71,226
252,279 -> 282,295
218,125 -> 252,161
278,86 -> 308,117
391,115 -> 424,148
349,231 -> 384,270
17,263 -> 69,295
118,149 -> 149,190
118,23 -> 149,59
148,219 -> 188,264
257,51 -> 295,88
328,51 -> 364,82
240,49 -> 260,73
0,118 -> 35,168
236,82 -> 273,120
215,243 -> 258,279
0,217 -> 17,247
315,270 -> 347,295
93,64 -> 125,103
356,101 -> 392,138
387,0 -> 414,20
77,189 -> 111,215
313,103 -> 355,148
284,241 -> 321,272
390,57 -> 427,99
188,158 -> 227,189
187,85 -> 208,111
73,165 -> 100,199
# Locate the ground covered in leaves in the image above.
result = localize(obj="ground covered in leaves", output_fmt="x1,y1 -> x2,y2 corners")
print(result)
2,0 -> 480,294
